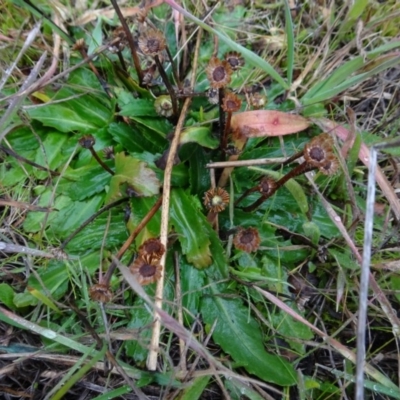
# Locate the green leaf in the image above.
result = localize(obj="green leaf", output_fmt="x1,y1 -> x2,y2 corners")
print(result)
23,192 -> 72,233
188,147 -> 211,196
48,195 -> 104,238
125,299 -> 154,364
225,378 -> 266,400
347,132 -> 362,175
109,122 -> 162,153
60,164 -> 111,201
0,155 -> 35,186
105,152 -> 160,204
203,223 -> 228,279
0,283 -> 16,310
347,0 -> 368,20
329,248 -> 360,270
178,376 -> 210,400
169,189 -> 212,269
6,125 -> 41,152
180,257 -> 205,324
201,292 -> 296,386
66,209 -> 128,253
13,292 -> 38,308
118,93 -> 158,117
129,197 -> 161,240
33,132 -> 69,179
302,221 -> 320,245
88,17 -> 103,55
28,261 -> 70,301
26,70 -> 112,133
134,116 -> 172,136
180,127 -> 219,149
271,308 -> 313,355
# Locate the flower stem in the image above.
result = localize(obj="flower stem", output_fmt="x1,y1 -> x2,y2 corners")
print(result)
242,162 -> 315,212
110,0 -> 144,85
154,55 -> 179,118
89,147 -> 114,176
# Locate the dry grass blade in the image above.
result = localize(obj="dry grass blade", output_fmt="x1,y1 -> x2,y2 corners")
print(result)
0,50 -> 47,143
313,117 -> 400,220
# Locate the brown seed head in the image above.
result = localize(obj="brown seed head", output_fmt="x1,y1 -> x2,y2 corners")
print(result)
72,38 -> 86,51
319,153 -> 339,175
224,51 -> 245,71
138,238 -> 165,261
304,133 -> 333,168
304,133 -> 339,175
206,57 -> 232,89
79,135 -> 95,149
233,227 -> 261,252
258,177 -> 277,196
112,26 -> 126,40
203,187 -> 230,213
222,92 -> 242,113
130,256 -> 162,285
89,283 -> 113,303
138,28 -> 166,56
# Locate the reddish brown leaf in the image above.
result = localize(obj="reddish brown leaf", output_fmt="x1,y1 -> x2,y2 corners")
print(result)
231,110 -> 310,138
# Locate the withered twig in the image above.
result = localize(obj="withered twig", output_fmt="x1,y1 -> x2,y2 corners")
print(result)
110,0 -> 144,85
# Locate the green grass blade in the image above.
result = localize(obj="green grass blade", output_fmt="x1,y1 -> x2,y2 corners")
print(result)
50,344 -> 107,400
0,305 -> 95,354
302,55 -> 400,105
164,0 -> 289,89
283,0 -> 295,85
92,386 -> 133,400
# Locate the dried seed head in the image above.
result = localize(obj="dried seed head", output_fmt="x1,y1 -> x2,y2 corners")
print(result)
258,177 -> 277,196
319,153 -> 339,175
138,238 -> 165,261
203,187 -> 230,213
207,88 -> 219,105
103,146 -> 114,159
154,95 -> 173,117
224,51 -> 244,71
206,57 -> 232,89
111,26 -> 127,51
72,38 -> 86,51
79,135 -> 95,149
138,28 -> 166,56
222,91 -> 242,113
89,283 -> 113,303
233,227 -> 261,252
249,92 -> 267,109
304,134 -> 339,175
112,26 -> 126,41
304,133 -> 333,168
129,256 -> 162,285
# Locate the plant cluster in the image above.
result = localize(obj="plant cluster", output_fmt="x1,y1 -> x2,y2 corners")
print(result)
1,0 -> 400,399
